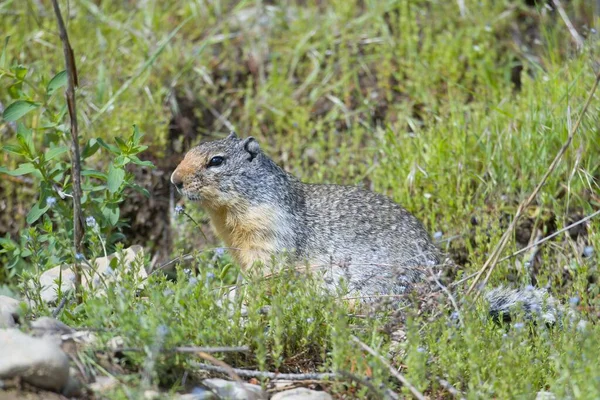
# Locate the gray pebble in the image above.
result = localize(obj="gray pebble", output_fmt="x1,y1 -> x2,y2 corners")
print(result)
202,378 -> 267,400
0,329 -> 70,392
272,388 -> 333,400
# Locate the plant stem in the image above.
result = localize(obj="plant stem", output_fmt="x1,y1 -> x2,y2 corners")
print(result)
51,0 -> 84,303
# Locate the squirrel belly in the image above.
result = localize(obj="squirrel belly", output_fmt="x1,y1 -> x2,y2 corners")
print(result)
171,133 -> 572,324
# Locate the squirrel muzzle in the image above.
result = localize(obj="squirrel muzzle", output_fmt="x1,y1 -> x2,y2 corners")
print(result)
170,168 -> 185,193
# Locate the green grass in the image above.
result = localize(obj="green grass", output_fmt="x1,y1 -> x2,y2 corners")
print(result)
1,0 -> 600,398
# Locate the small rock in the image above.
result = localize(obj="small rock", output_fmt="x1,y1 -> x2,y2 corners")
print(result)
202,378 -> 266,400
177,395 -> 214,400
144,389 -> 162,399
536,391 -> 557,400
36,246 -> 146,304
0,310 -> 16,328
62,370 -> 84,397
31,317 -> 74,337
0,329 -> 70,392
177,386 -> 217,400
89,375 -> 119,393
61,329 -> 97,345
0,295 -> 24,328
108,336 -> 125,351
272,388 -> 333,400
38,265 -> 77,304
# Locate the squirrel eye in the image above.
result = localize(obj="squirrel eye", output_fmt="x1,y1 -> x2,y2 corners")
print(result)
207,156 -> 224,167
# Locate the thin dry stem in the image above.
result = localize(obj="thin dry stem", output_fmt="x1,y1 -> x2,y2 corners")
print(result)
190,362 -> 339,380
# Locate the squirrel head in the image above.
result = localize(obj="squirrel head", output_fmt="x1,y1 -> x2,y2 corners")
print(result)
171,132 -> 264,209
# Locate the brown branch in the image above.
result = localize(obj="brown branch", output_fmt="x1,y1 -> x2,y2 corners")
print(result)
467,70 -> 600,297
191,362 -> 395,397
117,346 -> 250,355
51,0 -> 84,301
190,362 -> 339,380
195,351 -> 243,383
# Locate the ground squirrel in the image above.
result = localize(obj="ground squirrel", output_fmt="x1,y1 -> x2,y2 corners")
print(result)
172,133 -> 565,323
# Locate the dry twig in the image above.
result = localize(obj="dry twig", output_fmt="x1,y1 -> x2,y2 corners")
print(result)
195,351 -> 243,383
117,346 -> 250,355
190,362 -> 339,380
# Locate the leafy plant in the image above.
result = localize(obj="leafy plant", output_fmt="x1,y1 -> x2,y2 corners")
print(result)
0,38 -> 154,278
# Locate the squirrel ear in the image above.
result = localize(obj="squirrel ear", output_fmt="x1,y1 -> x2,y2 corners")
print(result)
242,137 -> 260,161
227,131 -> 238,140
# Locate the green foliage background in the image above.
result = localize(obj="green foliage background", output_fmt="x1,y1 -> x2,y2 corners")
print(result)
0,0 -> 599,398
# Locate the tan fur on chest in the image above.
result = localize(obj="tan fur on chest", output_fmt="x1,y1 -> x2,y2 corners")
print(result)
208,204 -> 279,270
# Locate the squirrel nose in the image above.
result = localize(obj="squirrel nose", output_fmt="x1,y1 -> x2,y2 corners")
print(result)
171,170 -> 184,191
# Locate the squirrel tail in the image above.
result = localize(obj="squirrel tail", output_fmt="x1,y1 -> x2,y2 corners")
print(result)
483,286 -> 576,325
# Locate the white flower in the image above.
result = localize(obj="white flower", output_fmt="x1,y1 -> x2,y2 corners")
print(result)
86,216 -> 97,227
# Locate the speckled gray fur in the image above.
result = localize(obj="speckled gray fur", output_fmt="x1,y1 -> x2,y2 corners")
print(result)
173,134 -> 568,323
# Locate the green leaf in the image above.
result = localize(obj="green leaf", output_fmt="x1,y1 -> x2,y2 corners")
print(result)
108,232 -> 126,243
14,66 -> 27,80
106,163 -> 125,193
0,163 -> 37,176
128,155 -> 154,167
16,123 -> 35,157
132,124 -> 143,144
48,164 -> 65,181
0,235 -> 16,253
114,137 -> 128,152
128,182 -> 150,198
102,203 -> 120,226
26,200 -> 51,225
45,146 -> 69,161
3,144 -> 25,156
82,138 -> 100,159
3,100 -> 40,122
96,138 -> 120,154
0,36 -> 9,68
7,82 -> 23,99
81,169 -> 107,180
46,70 -> 68,96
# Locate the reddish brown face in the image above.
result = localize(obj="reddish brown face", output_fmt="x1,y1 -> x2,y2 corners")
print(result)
170,133 -> 260,208
171,147 -> 228,205
171,148 -> 207,200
